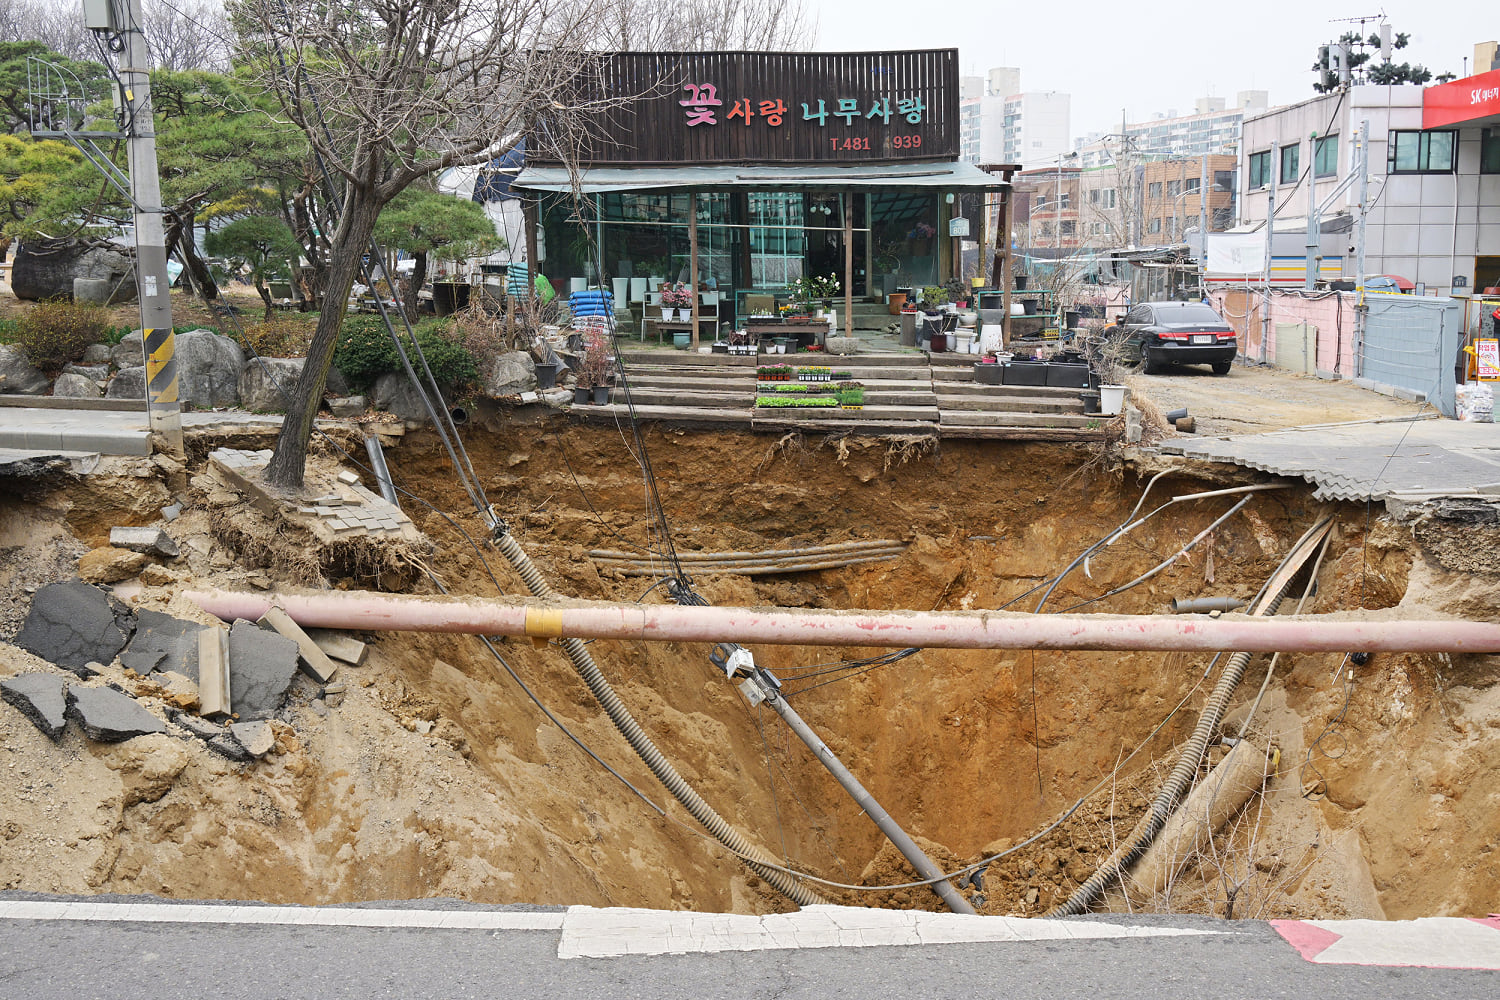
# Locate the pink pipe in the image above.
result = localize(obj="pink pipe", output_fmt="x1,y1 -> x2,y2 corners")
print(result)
183,589 -> 1500,653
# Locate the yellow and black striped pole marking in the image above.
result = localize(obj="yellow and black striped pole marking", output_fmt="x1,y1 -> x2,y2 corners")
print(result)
143,326 -> 185,457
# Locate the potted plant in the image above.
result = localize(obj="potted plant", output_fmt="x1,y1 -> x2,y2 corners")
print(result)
806,273 -> 841,312
662,281 -> 693,320
574,328 -> 612,404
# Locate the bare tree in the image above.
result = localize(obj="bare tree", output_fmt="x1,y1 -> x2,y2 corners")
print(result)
142,0 -> 233,72
230,0 -> 625,488
4,0 -> 97,60
598,0 -> 815,50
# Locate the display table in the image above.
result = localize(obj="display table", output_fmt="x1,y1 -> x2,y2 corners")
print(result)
643,317 -> 718,344
746,320 -> 831,350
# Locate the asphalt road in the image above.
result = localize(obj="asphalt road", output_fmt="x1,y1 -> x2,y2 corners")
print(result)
1,896 -> 1495,1000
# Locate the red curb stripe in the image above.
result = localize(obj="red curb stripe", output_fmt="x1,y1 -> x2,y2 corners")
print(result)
1467,916 -> 1500,932
1271,919 -> 1342,961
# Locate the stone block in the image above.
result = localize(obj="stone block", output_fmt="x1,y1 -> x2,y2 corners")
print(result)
238,356 -> 302,413
257,607 -> 338,684
73,277 -> 111,304
229,720 -> 276,758
126,609 -> 203,680
53,372 -> 104,398
111,331 -> 145,368
0,344 -> 51,395
109,526 -> 180,559
65,685 -> 167,742
106,366 -> 146,400
826,336 -> 860,356
197,625 -> 230,717
81,343 -> 113,365
14,582 -> 133,676
305,630 -> 368,666
1,673 -> 69,740
77,546 -> 149,584
226,618 -> 299,720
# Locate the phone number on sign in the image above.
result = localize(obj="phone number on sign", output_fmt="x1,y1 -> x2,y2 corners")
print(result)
828,135 -> 922,152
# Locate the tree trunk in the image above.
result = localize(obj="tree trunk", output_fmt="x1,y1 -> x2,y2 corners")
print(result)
166,209 -> 220,302
255,277 -> 274,321
405,251 -> 429,322
264,193 -> 383,490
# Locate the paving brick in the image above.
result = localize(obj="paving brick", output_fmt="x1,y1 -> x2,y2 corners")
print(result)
256,607 -> 339,684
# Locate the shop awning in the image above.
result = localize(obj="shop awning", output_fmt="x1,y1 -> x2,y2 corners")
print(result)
512,160 -> 1005,194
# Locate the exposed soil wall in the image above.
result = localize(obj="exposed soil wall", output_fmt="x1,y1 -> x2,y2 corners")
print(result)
1,422 -> 1496,920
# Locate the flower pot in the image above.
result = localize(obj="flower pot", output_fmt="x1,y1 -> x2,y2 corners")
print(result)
1045,362 -> 1089,388
660,306 -> 672,319
929,332 -> 948,353
711,342 -> 729,354
1001,361 -> 1048,386
534,361 -> 559,390
611,277 -> 630,309
1099,384 -> 1127,415
673,329 -> 691,349
973,362 -> 1003,385
629,277 -> 647,302
572,386 -> 590,404
591,384 -> 610,405
888,293 -> 907,315
677,308 -> 692,322
1079,389 -> 1102,413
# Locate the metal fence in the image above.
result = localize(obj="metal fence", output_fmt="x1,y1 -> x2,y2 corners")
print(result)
1359,294 -> 1462,417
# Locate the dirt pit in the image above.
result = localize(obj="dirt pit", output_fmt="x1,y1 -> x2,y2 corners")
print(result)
2,422 -> 1497,920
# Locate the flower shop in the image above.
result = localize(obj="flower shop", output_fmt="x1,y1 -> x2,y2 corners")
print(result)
510,49 -> 1003,349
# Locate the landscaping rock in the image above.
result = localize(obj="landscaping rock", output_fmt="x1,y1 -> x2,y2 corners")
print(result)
63,363 -> 110,381
105,366 -> 146,400
0,344 -> 51,395
124,608 -> 202,681
81,343 -> 113,365
174,329 -> 244,408
226,618 -> 299,720
77,546 -> 149,584
73,276 -> 112,304
327,395 -> 366,418
111,331 -> 144,368
826,336 -> 860,355
65,685 -> 167,742
481,351 -> 536,397
52,372 -> 104,398
229,720 -> 276,758
238,356 -> 302,413
1,673 -> 69,740
14,582 -> 133,675
11,237 -> 136,304
372,372 -> 432,422
110,526 -> 180,558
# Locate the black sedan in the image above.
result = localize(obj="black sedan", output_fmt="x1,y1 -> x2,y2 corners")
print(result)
1107,302 -> 1238,375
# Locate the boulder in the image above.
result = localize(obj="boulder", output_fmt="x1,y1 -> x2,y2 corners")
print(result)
0,344 -> 51,395
1,673 -> 69,740
226,618 -> 299,720
77,546 -> 149,584
81,343 -> 113,365
372,372 -> 432,422
237,356 -> 302,413
174,329 -> 244,408
52,372 -> 104,398
111,331 -> 145,368
327,395 -> 366,418
63,363 -> 109,381
481,351 -> 536,397
73,277 -> 112,304
11,238 -> 136,304
105,366 -> 146,400
65,685 -> 167,742
14,582 -> 134,676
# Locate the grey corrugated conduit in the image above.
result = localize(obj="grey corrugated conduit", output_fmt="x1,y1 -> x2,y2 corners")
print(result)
492,530 -> 827,907
1046,517 -> 1334,917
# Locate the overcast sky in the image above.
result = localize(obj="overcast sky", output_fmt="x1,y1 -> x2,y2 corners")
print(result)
808,0 -> 1481,140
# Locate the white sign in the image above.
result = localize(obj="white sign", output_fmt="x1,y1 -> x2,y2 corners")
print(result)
948,217 -> 969,237
143,274 -> 157,297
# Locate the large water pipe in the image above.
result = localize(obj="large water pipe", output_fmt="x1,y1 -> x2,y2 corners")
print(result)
182,589 -> 1500,653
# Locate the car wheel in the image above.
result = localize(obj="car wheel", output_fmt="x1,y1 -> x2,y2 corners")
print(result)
1211,361 -> 1232,376
1142,347 -> 1164,375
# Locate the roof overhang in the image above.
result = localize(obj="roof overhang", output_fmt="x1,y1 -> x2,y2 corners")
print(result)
1424,68 -> 1500,129
512,160 -> 1005,194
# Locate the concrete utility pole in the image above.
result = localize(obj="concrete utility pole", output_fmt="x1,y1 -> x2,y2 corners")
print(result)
1305,132 -> 1320,291
91,0 -> 183,457
1354,119 -> 1370,377
1260,170 -> 1275,364
1198,154 -> 1208,297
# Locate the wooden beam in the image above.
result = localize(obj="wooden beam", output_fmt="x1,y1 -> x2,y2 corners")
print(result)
689,191 -> 700,350
844,191 -> 854,338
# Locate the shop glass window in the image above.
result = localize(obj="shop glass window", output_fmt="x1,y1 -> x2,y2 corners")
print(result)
1247,151 -> 1269,189
1388,130 -> 1456,173
1481,129 -> 1500,174
1279,144 -> 1300,184
1314,135 -> 1338,177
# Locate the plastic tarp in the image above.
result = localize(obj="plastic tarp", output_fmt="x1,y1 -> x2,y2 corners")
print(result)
1205,233 -> 1267,277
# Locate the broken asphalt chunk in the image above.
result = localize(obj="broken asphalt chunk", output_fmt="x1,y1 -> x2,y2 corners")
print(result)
226,619 -> 299,720
169,709 -> 225,742
65,685 -> 168,742
125,609 -> 203,681
1,673 -> 69,740
15,582 -> 133,675
206,733 -> 253,762
109,526 -> 181,559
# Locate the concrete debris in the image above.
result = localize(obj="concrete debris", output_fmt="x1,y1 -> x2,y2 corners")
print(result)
160,503 -> 182,523
226,618 -> 299,720
14,582 -> 134,676
197,625 -> 231,717
306,629 -> 367,667
150,670 -> 200,711
229,720 -> 276,758
77,546 -> 149,584
336,470 -> 361,486
126,609 -> 203,680
257,607 -> 338,684
1,673 -> 69,740
168,709 -> 224,742
206,733 -> 253,762
65,685 -> 168,742
109,526 -> 181,559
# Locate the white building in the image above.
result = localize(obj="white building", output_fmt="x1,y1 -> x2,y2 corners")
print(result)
1076,92 -> 1268,169
1237,79 -> 1500,292
956,68 -> 1069,169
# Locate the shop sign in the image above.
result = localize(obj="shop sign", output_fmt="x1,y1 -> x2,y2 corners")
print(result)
1423,67 -> 1500,128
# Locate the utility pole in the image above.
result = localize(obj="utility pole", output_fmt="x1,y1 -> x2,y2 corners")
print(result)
1305,132 -> 1320,291
1260,170 -> 1275,364
89,0 -> 183,457
1353,119 -> 1370,377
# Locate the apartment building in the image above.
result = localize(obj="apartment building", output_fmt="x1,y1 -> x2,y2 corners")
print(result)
958,67 -> 1071,169
1075,92 -> 1267,169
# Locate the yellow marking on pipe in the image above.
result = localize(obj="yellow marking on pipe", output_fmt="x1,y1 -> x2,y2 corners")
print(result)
524,606 -> 565,639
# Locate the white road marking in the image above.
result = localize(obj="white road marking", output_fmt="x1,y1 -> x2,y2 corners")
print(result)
0,900 -> 564,931
1283,917 -> 1500,970
556,904 -> 1222,959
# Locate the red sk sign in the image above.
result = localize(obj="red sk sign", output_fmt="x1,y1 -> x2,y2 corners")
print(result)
1424,67 -> 1500,128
